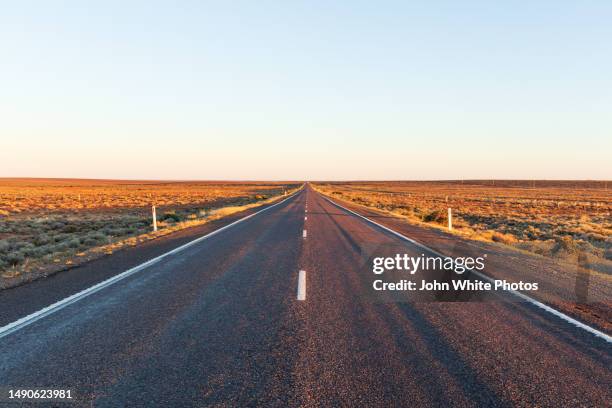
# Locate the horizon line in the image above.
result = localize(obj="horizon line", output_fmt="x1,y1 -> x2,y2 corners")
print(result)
1,177 -> 610,183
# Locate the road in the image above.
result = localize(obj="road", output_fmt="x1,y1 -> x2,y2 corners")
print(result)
0,185 -> 610,407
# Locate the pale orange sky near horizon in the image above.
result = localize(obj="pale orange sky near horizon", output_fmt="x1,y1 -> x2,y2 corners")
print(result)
2,2 -> 611,180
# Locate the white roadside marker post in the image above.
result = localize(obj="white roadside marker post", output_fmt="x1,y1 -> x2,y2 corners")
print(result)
152,205 -> 158,232
448,208 -> 452,231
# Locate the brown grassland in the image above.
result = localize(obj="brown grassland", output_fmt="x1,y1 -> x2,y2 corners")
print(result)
313,180 -> 611,275
0,178 -> 300,288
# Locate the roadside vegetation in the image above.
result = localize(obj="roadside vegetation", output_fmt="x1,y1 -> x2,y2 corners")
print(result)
313,181 -> 611,275
0,179 -> 300,288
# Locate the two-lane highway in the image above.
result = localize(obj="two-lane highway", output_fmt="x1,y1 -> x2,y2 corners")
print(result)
0,185 -> 610,407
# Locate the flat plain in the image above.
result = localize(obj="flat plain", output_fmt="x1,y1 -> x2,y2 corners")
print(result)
313,180 -> 611,276
0,178 -> 299,288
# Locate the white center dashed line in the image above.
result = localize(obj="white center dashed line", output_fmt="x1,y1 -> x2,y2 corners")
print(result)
297,270 -> 306,300
303,229 -> 307,238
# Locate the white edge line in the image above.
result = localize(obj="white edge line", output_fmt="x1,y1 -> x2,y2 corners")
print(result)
322,195 -> 612,344
0,188 -> 303,340
297,270 -> 306,300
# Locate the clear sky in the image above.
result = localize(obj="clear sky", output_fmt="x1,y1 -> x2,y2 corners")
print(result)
1,1 -> 610,180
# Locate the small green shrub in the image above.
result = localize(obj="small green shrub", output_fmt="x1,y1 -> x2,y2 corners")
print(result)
553,236 -> 580,256
422,210 -> 447,224
5,252 -> 24,266
67,238 -> 81,248
161,212 -> 182,223
34,234 -> 51,246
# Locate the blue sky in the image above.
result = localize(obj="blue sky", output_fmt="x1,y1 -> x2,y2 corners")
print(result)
1,1 -> 610,180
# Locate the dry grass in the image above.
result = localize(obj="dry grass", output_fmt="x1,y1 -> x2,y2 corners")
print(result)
0,179 -> 299,286
313,180 -> 611,274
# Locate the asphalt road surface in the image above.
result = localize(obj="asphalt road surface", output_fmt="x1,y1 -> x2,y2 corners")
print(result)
0,186 -> 610,407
